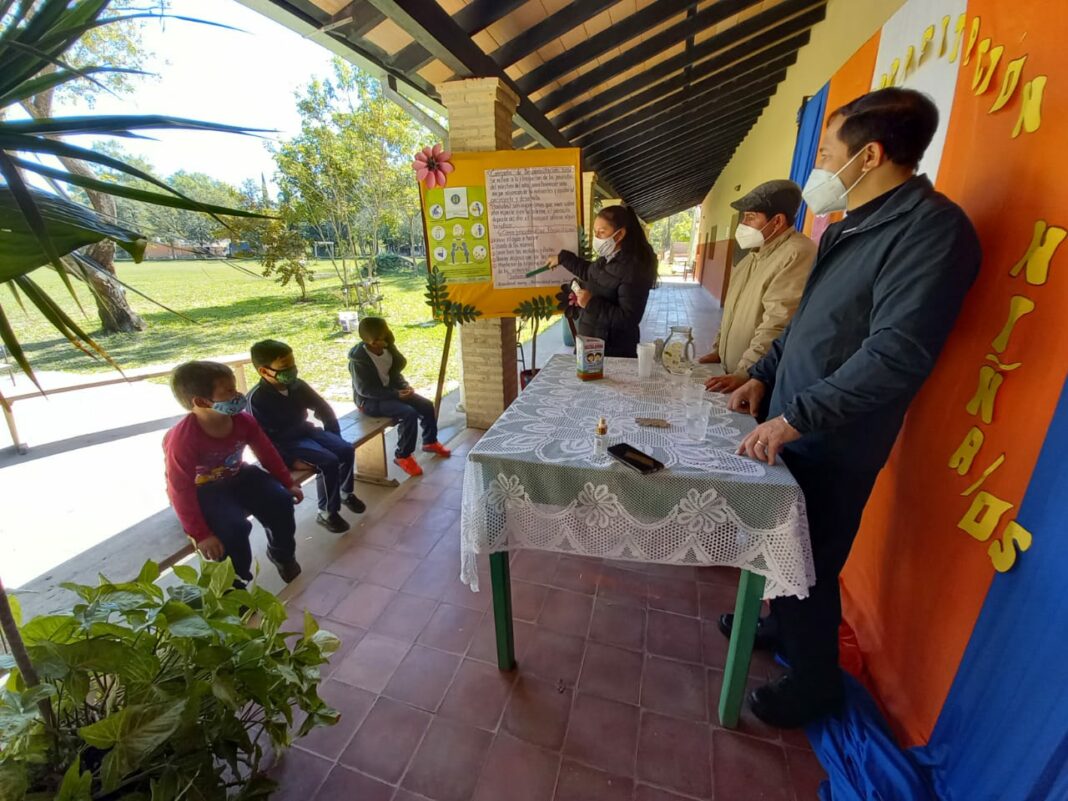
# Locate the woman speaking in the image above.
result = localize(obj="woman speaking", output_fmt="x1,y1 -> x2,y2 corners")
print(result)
547,205 -> 657,358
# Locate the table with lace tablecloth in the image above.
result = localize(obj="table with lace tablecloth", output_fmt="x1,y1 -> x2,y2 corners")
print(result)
460,354 -> 814,728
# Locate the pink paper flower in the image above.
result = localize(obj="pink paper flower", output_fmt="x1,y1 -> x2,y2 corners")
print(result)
412,143 -> 453,189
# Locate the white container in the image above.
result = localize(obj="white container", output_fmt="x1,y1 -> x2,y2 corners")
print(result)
637,342 -> 656,378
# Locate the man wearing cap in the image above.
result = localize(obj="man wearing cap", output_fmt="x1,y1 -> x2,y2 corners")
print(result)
699,179 -> 816,394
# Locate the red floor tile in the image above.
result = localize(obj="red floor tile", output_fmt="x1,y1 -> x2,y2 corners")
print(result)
331,633 -> 409,693
538,588 -> 594,637
522,629 -> 586,685
503,674 -> 573,750
698,581 -> 739,622
442,578 -> 492,611
315,620 -> 365,680
417,505 -> 462,531
361,521 -> 406,549
696,565 -> 740,586
326,544 -> 386,580
340,696 -> 430,783
438,659 -> 515,731
389,500 -> 433,526
634,785 -> 693,801
550,557 -> 601,595
467,614 -> 536,665
646,610 -> 701,663
472,734 -> 560,801
785,746 -> 827,801
700,619 -> 728,668
406,481 -> 447,504
637,712 -> 712,798
312,765 -> 392,801
563,693 -> 640,777
395,527 -> 445,559
646,576 -> 699,618
403,558 -> 463,600
512,580 -> 550,622
370,592 -> 438,642
417,603 -> 483,654
578,642 -> 643,706
555,760 -> 634,801
641,656 -> 707,722
328,582 -> 396,629
294,679 -> 375,759
712,729 -> 791,801
597,566 -> 648,608
589,600 -> 646,652
367,550 -> 422,589
268,747 -> 331,801
427,534 -> 462,563
383,645 -> 461,712
401,718 -> 492,801
511,550 -> 562,583
292,572 -> 354,617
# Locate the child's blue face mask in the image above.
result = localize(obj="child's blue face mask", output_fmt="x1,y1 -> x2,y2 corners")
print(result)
212,393 -> 247,416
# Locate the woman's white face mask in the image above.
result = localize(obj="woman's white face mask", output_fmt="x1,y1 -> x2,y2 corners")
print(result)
801,148 -> 869,216
592,230 -> 620,258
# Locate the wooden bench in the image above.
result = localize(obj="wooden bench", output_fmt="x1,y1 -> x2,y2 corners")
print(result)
2,352 -> 254,454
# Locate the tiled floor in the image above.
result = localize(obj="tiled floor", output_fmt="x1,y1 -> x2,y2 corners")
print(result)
270,431 -> 827,801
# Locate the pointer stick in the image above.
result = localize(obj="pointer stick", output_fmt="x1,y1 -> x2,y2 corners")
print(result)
525,263 -> 551,278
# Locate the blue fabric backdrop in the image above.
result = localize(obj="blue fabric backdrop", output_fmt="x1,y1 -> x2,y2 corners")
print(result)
789,83 -> 829,230
808,373 -> 1068,800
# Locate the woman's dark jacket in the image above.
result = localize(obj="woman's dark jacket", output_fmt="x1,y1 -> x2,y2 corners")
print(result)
558,248 -> 655,358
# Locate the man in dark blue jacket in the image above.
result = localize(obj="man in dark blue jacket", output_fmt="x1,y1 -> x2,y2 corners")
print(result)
247,340 -> 365,534
722,88 -> 982,727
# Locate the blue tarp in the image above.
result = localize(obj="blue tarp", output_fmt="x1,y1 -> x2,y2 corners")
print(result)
789,83 -> 828,230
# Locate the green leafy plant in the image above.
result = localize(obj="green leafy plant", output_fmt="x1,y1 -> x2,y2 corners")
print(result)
424,266 -> 481,413
0,559 -> 339,800
513,294 -> 557,376
0,0 -> 270,402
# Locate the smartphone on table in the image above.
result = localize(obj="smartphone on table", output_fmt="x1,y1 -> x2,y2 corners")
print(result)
608,443 -> 665,474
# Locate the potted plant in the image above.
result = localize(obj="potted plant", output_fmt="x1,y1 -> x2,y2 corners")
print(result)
0,559 -> 339,799
514,295 -> 558,389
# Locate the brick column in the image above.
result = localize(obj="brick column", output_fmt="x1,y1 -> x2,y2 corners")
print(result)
437,78 -> 521,429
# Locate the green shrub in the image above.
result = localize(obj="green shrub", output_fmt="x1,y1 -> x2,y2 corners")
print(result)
373,253 -> 416,273
0,559 -> 339,800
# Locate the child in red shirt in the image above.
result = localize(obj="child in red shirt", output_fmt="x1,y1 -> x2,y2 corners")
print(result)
163,360 -> 304,583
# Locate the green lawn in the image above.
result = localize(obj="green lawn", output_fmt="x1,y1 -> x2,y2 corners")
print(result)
7,259 -> 458,401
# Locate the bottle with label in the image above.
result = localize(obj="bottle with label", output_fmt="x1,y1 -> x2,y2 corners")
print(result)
593,417 -> 608,458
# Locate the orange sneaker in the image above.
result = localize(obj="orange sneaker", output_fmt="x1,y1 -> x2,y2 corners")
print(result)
395,455 -> 423,477
422,442 -> 452,458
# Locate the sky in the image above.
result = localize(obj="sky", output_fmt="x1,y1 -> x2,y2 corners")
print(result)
59,0 -> 339,189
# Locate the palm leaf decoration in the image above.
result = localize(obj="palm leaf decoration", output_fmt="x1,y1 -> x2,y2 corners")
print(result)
423,266 -> 481,415
0,0 -> 272,401
514,294 -> 557,374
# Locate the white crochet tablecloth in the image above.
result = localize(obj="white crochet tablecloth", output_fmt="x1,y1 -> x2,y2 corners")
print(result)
460,355 -> 814,600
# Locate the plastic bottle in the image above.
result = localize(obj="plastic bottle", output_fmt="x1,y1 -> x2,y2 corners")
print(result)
593,417 -> 608,457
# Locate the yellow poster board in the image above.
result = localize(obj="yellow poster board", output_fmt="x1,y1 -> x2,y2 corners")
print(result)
419,148 -> 582,318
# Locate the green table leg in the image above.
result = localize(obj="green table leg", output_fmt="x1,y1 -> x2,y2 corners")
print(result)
489,552 -> 516,671
718,569 -> 767,727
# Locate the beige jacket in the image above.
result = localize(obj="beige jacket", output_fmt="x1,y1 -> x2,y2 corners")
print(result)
712,228 -> 816,376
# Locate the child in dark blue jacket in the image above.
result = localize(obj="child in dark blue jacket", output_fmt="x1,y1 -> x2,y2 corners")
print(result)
348,317 -> 450,478
247,340 -> 365,532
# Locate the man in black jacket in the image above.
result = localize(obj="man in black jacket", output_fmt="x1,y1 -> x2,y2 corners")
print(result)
723,88 -> 982,727
247,340 -> 365,534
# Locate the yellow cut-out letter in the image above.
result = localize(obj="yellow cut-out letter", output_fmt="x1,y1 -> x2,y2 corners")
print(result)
887,57 -> 900,87
904,45 -> 917,79
949,14 -> 967,63
992,295 -> 1037,353
920,25 -> 936,65
989,520 -> 1033,572
963,454 -> 1006,497
990,55 -> 1027,113
1010,220 -> 1067,286
1012,76 -> 1047,138
939,15 -> 951,57
966,365 -> 1005,425
974,43 -> 1004,95
959,491 -> 1014,542
970,39 -> 992,89
949,426 -> 985,476
963,17 -> 982,66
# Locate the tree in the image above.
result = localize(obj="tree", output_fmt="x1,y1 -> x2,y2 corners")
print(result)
19,1 -> 169,333
275,59 -> 428,305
